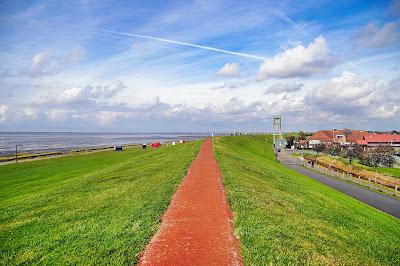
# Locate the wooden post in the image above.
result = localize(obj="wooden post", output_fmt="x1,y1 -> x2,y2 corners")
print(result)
368,177 -> 371,187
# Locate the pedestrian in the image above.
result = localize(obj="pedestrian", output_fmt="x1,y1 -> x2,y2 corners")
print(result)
142,143 -> 147,149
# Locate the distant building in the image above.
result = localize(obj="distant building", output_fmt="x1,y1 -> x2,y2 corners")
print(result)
357,134 -> 400,147
307,129 -> 367,147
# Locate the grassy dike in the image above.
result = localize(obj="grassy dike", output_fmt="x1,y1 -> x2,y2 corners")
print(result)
214,135 -> 400,265
0,141 -> 201,265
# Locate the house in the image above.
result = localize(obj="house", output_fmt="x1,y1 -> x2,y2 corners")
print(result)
307,129 -> 367,147
357,134 -> 400,148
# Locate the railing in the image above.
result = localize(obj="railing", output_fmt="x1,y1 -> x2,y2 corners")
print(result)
301,159 -> 399,197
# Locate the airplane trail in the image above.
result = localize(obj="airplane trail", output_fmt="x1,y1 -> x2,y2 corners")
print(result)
92,28 -> 266,61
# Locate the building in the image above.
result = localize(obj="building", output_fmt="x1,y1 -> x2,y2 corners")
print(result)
357,134 -> 400,147
307,129 -> 367,147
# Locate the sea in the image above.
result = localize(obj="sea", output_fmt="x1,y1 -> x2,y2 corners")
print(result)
0,132 -> 216,156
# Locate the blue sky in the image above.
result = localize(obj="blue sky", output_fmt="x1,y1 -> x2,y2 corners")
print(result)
0,0 -> 399,132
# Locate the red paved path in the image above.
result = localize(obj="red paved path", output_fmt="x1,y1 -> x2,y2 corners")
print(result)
138,138 -> 242,266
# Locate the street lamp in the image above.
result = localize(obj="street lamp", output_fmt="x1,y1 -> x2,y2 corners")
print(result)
15,145 -> 22,164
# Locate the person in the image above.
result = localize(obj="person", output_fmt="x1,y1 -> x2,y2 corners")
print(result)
142,143 -> 147,149
311,160 -> 315,167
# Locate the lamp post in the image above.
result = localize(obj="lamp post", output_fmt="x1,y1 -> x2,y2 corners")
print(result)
15,145 -> 21,164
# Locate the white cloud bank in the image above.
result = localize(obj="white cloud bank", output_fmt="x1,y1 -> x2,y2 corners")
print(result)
305,71 -> 400,119
0,105 -> 9,123
217,62 -> 240,77
265,83 -> 303,94
37,81 -> 126,106
257,36 -> 337,80
352,22 -> 400,49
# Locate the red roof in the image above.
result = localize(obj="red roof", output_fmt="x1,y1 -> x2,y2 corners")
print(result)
307,130 -> 333,142
307,129 -> 367,143
345,130 -> 367,143
362,134 -> 400,143
356,139 -> 368,145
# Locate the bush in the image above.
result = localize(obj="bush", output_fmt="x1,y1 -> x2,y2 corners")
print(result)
313,144 -> 326,154
326,144 -> 342,156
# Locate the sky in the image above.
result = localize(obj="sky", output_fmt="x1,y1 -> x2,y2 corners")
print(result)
0,0 -> 399,132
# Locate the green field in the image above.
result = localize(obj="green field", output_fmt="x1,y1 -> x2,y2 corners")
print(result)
214,135 -> 400,265
2,135 -> 400,265
357,163 -> 400,178
0,142 -> 201,265
299,152 -> 400,179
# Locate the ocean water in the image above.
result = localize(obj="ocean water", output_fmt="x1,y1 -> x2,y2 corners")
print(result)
0,132 -> 214,155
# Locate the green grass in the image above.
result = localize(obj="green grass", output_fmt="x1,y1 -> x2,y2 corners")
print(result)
356,163 -> 400,178
298,152 -> 400,179
214,135 -> 400,265
0,142 -> 201,265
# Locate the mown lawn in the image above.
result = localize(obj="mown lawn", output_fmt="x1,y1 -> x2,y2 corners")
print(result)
0,141 -> 201,265
214,135 -> 400,265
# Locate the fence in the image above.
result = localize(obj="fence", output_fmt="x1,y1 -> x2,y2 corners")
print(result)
301,159 -> 399,197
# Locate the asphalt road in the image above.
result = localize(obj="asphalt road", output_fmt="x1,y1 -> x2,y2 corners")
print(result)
287,164 -> 400,219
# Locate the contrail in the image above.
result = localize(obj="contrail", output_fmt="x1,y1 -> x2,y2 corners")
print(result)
351,52 -> 400,65
92,28 -> 266,61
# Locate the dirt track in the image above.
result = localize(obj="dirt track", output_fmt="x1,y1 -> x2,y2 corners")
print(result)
138,138 -> 242,265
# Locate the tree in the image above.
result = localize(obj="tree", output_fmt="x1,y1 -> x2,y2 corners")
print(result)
313,144 -> 326,154
327,143 -> 342,156
343,144 -> 363,165
298,131 -> 307,140
286,135 -> 295,148
381,154 -> 395,167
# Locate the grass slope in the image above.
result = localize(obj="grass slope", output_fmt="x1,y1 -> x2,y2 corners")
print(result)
214,135 -> 400,265
0,142 -> 201,265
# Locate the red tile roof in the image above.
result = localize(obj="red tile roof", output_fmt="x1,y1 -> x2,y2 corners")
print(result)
307,130 -> 367,143
307,130 -> 333,142
362,134 -> 400,143
344,130 -> 368,143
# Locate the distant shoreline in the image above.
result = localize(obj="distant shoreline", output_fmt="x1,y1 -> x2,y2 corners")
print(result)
0,132 -> 220,157
0,138 -> 206,164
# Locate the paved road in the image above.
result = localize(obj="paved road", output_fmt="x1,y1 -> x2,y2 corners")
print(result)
277,150 -> 400,219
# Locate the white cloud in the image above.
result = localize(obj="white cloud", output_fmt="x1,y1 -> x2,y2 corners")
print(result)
305,71 -> 400,119
96,111 -> 124,126
29,52 -> 59,76
265,83 -> 303,94
37,81 -> 126,106
352,22 -> 400,49
23,108 -> 38,120
45,109 -> 71,120
211,80 -> 252,90
28,48 -> 86,77
373,106 -> 400,118
0,105 -> 9,123
257,36 -> 337,80
217,62 -> 240,77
